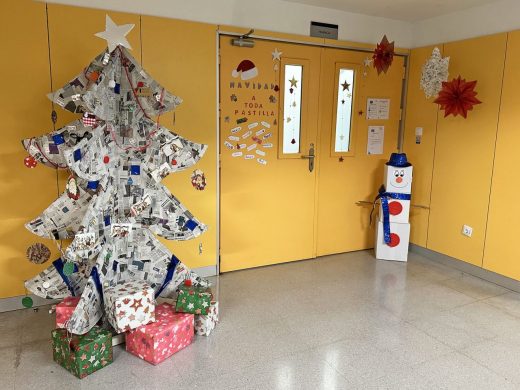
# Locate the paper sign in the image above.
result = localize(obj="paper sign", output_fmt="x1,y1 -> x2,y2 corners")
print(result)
232,151 -> 243,157
230,126 -> 241,133
244,154 -> 255,160
256,149 -> 266,156
257,158 -> 267,165
248,122 -> 259,129
366,98 -> 390,120
255,129 -> 265,136
224,141 -> 234,149
247,144 -> 257,151
263,143 -> 273,148
242,131 -> 252,139
261,121 -> 271,128
228,136 -> 239,141
367,126 -> 384,155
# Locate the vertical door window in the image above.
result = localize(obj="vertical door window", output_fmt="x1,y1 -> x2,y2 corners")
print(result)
334,68 -> 355,153
282,64 -> 303,154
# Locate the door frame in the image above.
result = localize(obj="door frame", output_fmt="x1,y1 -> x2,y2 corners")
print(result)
215,29 -> 410,274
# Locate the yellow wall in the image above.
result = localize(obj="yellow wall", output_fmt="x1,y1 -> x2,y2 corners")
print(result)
402,45 -> 440,247
404,33 -> 520,280
483,31 -> 520,279
0,1 -> 217,298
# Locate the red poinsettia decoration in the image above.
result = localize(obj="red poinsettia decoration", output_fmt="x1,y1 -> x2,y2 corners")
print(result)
373,35 -> 394,75
434,76 -> 482,118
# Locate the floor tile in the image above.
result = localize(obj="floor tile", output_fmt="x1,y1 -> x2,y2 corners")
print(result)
439,273 -> 509,300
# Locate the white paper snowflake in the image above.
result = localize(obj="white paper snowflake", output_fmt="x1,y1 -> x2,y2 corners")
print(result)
420,47 -> 450,99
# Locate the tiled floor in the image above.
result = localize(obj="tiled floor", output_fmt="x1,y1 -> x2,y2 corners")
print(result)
2,250 -> 520,389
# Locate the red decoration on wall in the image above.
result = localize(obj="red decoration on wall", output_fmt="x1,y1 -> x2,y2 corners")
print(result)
434,76 -> 482,118
373,35 -> 395,75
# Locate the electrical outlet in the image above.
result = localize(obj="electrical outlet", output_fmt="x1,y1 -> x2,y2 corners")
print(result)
462,225 -> 473,237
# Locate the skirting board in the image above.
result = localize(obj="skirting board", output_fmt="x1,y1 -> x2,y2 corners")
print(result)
410,244 -> 520,293
0,265 -> 218,313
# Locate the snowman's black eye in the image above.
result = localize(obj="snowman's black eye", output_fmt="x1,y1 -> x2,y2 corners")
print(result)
400,170 -> 405,177
394,170 -> 399,177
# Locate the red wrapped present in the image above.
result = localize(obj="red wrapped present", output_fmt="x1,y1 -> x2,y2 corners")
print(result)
55,296 -> 80,328
126,303 -> 194,365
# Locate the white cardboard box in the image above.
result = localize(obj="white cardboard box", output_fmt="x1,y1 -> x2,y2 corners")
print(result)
379,199 -> 410,224
375,221 -> 410,262
383,165 -> 413,194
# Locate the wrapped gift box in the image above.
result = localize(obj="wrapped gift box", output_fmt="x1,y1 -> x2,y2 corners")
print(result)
195,301 -> 219,336
55,296 -> 80,328
126,303 -> 194,365
104,280 -> 155,333
175,285 -> 213,314
52,326 -> 112,379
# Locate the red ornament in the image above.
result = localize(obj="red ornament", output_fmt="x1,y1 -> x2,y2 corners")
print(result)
434,76 -> 482,118
171,159 -> 178,166
24,155 -> 37,168
373,35 -> 395,75
184,279 -> 192,287
388,233 -> 400,248
388,201 -> 403,216
103,156 -> 110,164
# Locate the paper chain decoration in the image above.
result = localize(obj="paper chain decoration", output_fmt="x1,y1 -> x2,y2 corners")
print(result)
373,35 -> 395,75
23,42 -> 210,335
434,76 -> 482,118
420,47 -> 450,99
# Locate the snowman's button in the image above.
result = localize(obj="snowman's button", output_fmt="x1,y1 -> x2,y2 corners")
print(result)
388,233 -> 401,248
42,281 -> 50,289
388,201 -> 403,216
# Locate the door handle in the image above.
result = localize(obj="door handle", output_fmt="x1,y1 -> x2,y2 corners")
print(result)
300,144 -> 315,172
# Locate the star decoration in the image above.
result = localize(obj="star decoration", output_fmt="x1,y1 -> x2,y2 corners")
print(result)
130,298 -> 143,310
187,302 -> 195,310
289,76 -> 298,88
224,116 -> 230,123
363,57 -> 373,67
80,353 -> 87,361
434,76 -> 481,118
420,47 -> 450,99
339,156 -> 344,162
341,81 -> 350,91
358,110 -> 364,116
95,15 -> 135,53
272,48 -> 282,61
89,355 -> 96,363
373,35 -> 395,75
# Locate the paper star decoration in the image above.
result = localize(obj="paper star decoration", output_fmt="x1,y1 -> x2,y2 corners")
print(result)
341,81 -> 350,91
272,48 -> 282,61
434,76 -> 482,118
420,47 -> 450,99
363,57 -> 373,67
289,76 -> 298,88
95,15 -> 135,53
373,35 -> 395,75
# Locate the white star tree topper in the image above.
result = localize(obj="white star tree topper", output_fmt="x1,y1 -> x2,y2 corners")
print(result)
95,15 -> 135,53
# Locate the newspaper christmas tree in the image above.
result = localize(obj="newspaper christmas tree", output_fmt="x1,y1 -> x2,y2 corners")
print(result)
22,16 -> 209,335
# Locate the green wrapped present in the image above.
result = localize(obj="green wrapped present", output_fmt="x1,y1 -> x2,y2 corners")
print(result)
175,285 -> 213,315
51,326 -> 113,379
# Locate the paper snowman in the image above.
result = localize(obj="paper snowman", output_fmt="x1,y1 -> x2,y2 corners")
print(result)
375,153 -> 413,262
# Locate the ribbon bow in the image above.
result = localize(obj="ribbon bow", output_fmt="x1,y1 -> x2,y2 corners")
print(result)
372,185 -> 411,244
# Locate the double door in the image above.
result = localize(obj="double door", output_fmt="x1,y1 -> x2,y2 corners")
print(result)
219,37 -> 404,272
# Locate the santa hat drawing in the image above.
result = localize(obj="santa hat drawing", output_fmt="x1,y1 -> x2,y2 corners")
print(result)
231,59 -> 258,80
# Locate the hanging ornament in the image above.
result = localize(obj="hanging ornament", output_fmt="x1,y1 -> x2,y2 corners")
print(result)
434,76 -> 482,118
291,138 -> 296,144
66,176 -> 80,200
272,48 -> 283,61
24,155 -> 37,168
373,35 -> 395,75
191,169 -> 207,191
420,47 -> 450,99
26,243 -> 51,264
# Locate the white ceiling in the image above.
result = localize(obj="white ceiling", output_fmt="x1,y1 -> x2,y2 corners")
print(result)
283,0 -> 502,21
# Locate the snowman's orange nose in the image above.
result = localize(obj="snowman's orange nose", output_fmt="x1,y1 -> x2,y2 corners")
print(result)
396,177 -> 403,183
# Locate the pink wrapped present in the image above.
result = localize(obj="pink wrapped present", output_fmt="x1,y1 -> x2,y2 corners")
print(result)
126,303 -> 194,365
55,296 -> 80,328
